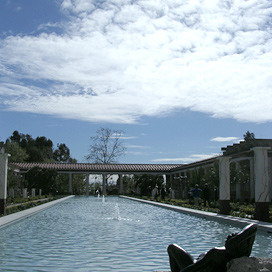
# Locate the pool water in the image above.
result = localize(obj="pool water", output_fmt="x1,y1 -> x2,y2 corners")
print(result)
0,196 -> 271,271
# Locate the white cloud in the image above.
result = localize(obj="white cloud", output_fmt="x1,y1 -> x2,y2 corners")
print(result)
152,153 -> 219,164
125,144 -> 151,149
1,0 -> 272,123
118,136 -> 137,140
210,137 -> 240,142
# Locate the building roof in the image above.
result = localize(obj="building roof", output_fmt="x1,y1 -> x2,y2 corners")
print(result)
10,162 -> 183,174
221,139 -> 272,157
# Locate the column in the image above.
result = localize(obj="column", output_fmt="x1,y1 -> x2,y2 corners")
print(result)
269,157 -> 272,202
23,188 -> 28,199
184,171 -> 188,199
102,174 -> 106,196
0,147 -> 8,215
119,174 -> 123,194
170,174 -> 175,199
219,156 -> 231,215
249,158 -> 255,201
85,174 -> 89,196
69,173 -> 72,193
9,188 -> 14,198
251,147 -> 271,221
235,162 -> 241,200
31,188 -> 36,197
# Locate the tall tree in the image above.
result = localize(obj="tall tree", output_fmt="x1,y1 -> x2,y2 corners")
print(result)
26,167 -> 57,195
7,131 -> 54,162
243,131 -> 255,141
53,143 -> 76,162
6,130 -> 76,163
5,142 -> 28,162
85,128 -> 126,164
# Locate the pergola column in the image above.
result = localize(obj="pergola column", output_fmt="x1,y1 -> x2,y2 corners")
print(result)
235,162 -> 241,200
251,147 -> 271,221
219,156 -> 231,215
102,174 -> 106,196
69,173 -> 72,193
0,146 -> 8,215
85,174 -> 89,196
170,174 -> 175,199
249,158 -> 255,201
119,174 -> 123,194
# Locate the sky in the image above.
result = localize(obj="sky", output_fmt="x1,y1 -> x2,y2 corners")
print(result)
0,0 -> 272,164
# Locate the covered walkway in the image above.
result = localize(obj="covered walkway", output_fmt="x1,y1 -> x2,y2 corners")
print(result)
1,139 -> 272,220
9,162 -> 183,198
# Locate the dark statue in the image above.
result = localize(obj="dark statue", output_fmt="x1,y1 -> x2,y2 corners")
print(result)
167,223 -> 257,272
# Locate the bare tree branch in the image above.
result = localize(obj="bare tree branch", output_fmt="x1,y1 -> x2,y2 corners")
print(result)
85,128 -> 126,164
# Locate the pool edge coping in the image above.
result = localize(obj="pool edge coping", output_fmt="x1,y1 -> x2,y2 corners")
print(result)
0,195 -> 75,229
120,196 -> 272,233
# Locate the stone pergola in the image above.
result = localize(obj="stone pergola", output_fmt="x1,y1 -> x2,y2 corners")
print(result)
219,139 -> 272,221
169,139 -> 272,221
5,162 -> 182,210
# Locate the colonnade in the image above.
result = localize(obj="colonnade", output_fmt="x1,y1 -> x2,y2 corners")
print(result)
165,146 -> 272,221
68,173 -> 124,196
1,142 -> 272,220
0,146 -> 8,215
219,147 -> 271,221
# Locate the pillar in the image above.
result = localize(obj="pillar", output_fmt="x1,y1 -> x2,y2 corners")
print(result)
219,156 -> 231,215
23,188 -> 28,199
119,174 -> 123,194
184,171 -> 188,199
235,162 -> 241,200
85,174 -> 89,196
31,188 -> 36,198
69,173 -> 72,193
102,174 -> 106,196
9,188 -> 14,198
170,174 -> 175,199
0,147 -> 8,215
249,158 -> 255,201
39,189 -> 42,197
269,157 -> 272,202
251,147 -> 271,221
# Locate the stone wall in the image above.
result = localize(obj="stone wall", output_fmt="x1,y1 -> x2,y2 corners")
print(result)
227,257 -> 272,272
156,257 -> 272,272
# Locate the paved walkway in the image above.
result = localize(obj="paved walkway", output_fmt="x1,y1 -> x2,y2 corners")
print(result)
0,195 -> 74,229
120,196 -> 272,233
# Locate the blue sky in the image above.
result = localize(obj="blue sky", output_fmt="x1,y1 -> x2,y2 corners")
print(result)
0,0 -> 272,164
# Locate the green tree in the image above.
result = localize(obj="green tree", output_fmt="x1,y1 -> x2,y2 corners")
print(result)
26,167 -> 57,195
5,142 -> 28,162
135,174 -> 164,196
6,130 -> 76,163
53,143 -> 75,162
243,131 -> 255,141
7,131 -> 54,162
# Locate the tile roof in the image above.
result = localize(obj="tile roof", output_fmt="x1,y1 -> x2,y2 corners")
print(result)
10,162 -> 183,174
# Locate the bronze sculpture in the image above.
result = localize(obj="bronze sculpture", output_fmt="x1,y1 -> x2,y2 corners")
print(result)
167,223 -> 257,272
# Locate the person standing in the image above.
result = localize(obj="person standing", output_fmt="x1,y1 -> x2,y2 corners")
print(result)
190,184 -> 202,206
203,183 -> 211,207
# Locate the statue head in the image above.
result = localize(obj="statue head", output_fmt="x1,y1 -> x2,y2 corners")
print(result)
225,223 -> 257,259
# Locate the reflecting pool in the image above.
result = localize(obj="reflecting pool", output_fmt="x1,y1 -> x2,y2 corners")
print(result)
0,196 -> 271,271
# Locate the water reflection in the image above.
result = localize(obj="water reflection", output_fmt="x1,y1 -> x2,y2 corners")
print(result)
0,196 -> 271,271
